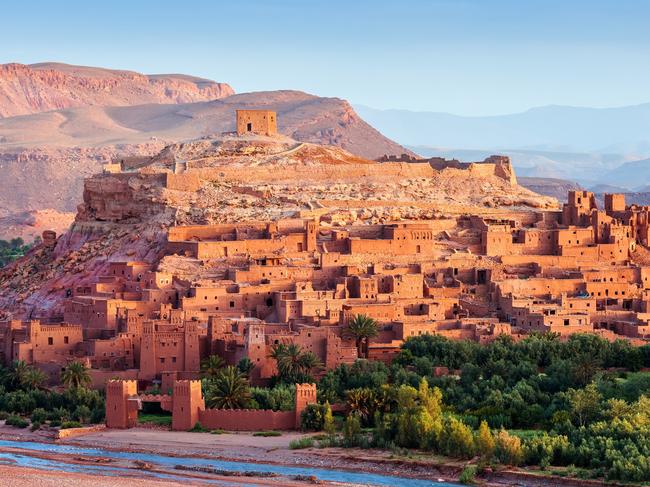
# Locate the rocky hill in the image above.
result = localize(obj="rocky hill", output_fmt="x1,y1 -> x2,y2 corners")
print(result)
0,134 -> 555,318
0,62 -> 234,118
0,64 -> 412,228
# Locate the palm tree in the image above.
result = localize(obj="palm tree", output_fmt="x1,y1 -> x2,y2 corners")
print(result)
21,366 -> 48,390
205,366 -> 251,409
60,361 -> 91,389
269,343 -> 321,383
200,355 -> 225,379
237,357 -> 254,376
10,360 -> 29,389
345,314 -> 379,359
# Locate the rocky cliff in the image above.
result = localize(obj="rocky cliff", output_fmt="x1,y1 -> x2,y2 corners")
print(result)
0,63 -> 234,118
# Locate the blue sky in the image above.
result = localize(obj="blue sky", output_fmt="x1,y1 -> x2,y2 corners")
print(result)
2,0 -> 649,115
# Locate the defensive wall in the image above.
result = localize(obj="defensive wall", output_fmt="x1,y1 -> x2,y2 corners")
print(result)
106,379 -> 316,431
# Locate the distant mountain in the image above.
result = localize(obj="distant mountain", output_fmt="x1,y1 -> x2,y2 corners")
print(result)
0,62 -> 235,118
407,146 -> 634,186
357,103 -> 650,156
518,177 -> 582,202
599,158 -> 650,190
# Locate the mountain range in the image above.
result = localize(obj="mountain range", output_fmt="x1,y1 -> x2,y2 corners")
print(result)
357,104 -> 650,188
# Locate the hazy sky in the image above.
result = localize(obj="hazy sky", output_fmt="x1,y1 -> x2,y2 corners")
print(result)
2,0 -> 649,115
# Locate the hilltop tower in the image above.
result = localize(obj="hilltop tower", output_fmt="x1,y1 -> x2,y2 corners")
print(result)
236,110 -> 277,136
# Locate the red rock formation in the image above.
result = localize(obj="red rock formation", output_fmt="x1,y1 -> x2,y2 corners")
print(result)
0,63 -> 234,118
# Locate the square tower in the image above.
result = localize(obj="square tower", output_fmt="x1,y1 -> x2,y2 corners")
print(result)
236,110 -> 277,136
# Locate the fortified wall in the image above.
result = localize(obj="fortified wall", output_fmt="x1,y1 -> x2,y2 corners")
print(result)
106,379 -> 316,431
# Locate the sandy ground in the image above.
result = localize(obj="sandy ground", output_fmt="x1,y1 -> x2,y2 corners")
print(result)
0,465 -> 191,487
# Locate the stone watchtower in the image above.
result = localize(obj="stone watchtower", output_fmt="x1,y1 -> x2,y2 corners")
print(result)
172,380 -> 205,431
294,383 -> 317,428
236,110 -> 277,136
105,380 -> 138,428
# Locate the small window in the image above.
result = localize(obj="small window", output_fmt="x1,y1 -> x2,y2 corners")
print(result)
64,336 -> 69,344
48,337 -> 53,345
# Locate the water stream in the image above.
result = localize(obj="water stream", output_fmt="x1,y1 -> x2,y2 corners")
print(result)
0,439 -> 461,486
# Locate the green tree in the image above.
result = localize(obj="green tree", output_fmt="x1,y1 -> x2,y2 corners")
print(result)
237,357 -> 254,376
200,355 -> 225,379
323,401 -> 336,436
60,361 -> 91,389
475,420 -> 496,459
205,366 -> 251,409
345,315 -> 379,359
494,429 -> 523,466
21,367 -> 47,390
269,343 -> 320,383
568,383 -> 601,427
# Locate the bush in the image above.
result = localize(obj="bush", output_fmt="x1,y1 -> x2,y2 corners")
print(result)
289,437 -> 315,449
189,422 -> 208,432
30,421 -> 41,431
495,430 -> 524,466
5,415 -> 29,428
210,429 -> 225,434
300,403 -> 328,431
253,430 -> 282,437
49,419 -> 61,427
0,411 -> 8,420
343,413 -> 362,447
60,421 -> 83,429
459,465 -> 478,485
30,408 -> 47,423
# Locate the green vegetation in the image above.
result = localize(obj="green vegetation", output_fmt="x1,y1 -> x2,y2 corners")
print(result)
60,420 -> 83,429
0,237 -> 37,268
189,422 -> 209,432
204,365 -> 251,409
289,437 -> 315,449
459,465 -> 477,485
310,333 -> 650,482
345,314 -> 379,359
252,430 -> 282,437
60,361 -> 92,389
269,343 -> 321,384
0,360 -> 104,428
138,413 -> 172,426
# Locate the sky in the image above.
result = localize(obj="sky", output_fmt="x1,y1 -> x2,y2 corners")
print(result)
2,0 -> 649,116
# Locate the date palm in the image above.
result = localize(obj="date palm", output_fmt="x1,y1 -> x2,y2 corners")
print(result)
21,366 -> 48,390
205,366 -> 251,409
200,355 -> 225,379
269,343 -> 321,383
345,314 -> 379,359
60,361 -> 92,389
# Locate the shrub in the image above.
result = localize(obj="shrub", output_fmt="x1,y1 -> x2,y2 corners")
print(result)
0,411 -> 8,420
495,430 -> 523,466
189,422 -> 208,432
5,415 -> 29,428
210,429 -> 225,434
30,421 -> 41,431
459,465 -> 478,485
300,403 -> 328,431
253,430 -> 282,437
60,421 -> 83,429
342,413 -> 362,447
49,419 -> 61,427
30,408 -> 47,424
289,437 -> 315,449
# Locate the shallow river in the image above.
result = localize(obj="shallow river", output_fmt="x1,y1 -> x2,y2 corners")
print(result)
0,439 -> 461,486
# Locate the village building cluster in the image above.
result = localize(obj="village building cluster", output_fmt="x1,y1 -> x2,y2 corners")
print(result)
2,189 -> 650,389
1,112 -> 649,392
